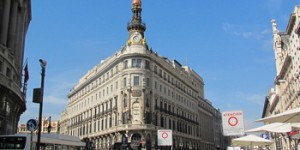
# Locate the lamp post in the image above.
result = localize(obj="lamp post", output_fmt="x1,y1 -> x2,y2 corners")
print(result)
36,59 -> 47,150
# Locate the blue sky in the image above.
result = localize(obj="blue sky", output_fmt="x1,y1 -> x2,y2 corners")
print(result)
21,1 -> 299,130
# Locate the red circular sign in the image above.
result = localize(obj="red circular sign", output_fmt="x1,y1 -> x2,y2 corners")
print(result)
228,116 -> 238,126
162,132 -> 168,139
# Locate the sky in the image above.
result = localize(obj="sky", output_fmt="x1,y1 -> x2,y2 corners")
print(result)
21,0 -> 300,130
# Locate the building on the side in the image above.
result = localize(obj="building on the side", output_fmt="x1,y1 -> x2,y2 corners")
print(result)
0,0 -> 31,135
262,5 -> 300,150
60,0 -> 226,149
18,116 -> 60,134
213,107 -> 229,150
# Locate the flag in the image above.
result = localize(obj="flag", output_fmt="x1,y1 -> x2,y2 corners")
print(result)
24,63 -> 29,83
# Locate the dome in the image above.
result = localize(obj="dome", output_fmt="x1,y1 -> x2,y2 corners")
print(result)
132,0 -> 141,5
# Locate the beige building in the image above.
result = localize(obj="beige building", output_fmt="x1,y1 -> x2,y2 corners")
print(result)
0,0 -> 31,135
262,5 -> 300,150
60,0 -> 226,149
18,116 -> 60,134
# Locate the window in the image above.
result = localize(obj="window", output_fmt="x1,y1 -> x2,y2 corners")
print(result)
109,117 -> 112,127
122,112 -> 127,124
133,76 -> 139,86
132,59 -> 142,68
145,60 -> 150,69
6,68 -> 11,78
123,78 -> 127,87
161,116 -> 164,127
159,69 -> 162,77
124,60 -> 128,68
154,65 -> 157,73
146,78 -> 150,87
116,65 -> 119,73
115,97 -> 118,107
124,94 -> 127,107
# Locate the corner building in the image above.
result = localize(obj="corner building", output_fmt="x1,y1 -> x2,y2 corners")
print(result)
0,0 -> 31,135
61,0 -> 218,149
262,5 -> 300,150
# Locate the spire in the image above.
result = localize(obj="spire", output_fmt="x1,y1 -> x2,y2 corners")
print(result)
127,0 -> 146,34
126,0 -> 148,48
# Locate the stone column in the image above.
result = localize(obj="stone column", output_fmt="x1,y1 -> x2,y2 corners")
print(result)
7,0 -> 18,51
0,0 -> 11,45
15,8 -> 26,69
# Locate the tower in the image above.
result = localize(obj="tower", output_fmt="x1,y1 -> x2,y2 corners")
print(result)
61,0 -> 219,149
126,0 -> 148,48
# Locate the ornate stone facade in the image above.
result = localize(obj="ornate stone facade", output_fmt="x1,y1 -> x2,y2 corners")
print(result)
0,0 -> 31,135
262,5 -> 300,150
60,0 -> 225,149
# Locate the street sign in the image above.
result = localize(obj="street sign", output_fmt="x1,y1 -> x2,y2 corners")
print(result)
157,129 -> 172,146
26,119 -> 38,132
222,110 -> 244,136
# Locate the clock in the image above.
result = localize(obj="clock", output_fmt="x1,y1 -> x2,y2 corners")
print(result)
133,35 -> 141,43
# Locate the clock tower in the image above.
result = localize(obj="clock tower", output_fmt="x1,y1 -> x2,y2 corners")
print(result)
126,0 -> 147,47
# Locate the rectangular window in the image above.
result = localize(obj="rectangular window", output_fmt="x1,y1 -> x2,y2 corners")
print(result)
124,78 -> 127,87
116,65 -> 119,73
98,120 -> 100,131
145,60 -> 150,69
159,69 -> 162,77
124,60 -> 128,69
109,117 -> 112,127
146,78 -> 150,87
124,95 -> 127,108
115,113 -> 118,126
133,76 -> 139,86
115,97 -> 118,107
154,66 -> 157,73
122,112 -> 127,124
132,59 -> 142,68
6,68 -> 11,78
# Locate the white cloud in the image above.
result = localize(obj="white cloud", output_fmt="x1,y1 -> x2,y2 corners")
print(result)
222,23 -> 271,40
44,95 -> 68,105
235,92 -> 265,106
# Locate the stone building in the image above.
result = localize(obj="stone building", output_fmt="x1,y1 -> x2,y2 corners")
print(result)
262,5 -> 300,150
0,0 -> 31,135
18,116 -> 60,134
60,0 -> 225,149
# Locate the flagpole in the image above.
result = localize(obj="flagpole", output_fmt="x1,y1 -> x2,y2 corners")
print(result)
22,58 -> 29,96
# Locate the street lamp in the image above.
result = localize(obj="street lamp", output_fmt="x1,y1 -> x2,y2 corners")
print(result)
35,59 -> 47,150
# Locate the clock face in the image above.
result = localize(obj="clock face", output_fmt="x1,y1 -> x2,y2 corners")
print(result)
133,35 -> 141,42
